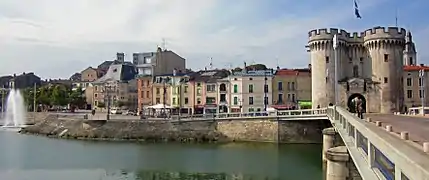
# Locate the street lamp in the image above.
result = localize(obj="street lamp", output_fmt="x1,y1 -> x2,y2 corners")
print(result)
419,69 -> 425,116
333,34 -> 339,105
104,81 -> 115,120
263,69 -> 272,112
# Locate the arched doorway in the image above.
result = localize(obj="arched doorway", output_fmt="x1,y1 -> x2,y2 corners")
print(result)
347,93 -> 366,113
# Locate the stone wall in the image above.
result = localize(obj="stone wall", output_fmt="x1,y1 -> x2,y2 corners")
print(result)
20,117 -> 331,143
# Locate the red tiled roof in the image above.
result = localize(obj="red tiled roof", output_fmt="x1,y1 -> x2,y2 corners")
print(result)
404,65 -> 429,71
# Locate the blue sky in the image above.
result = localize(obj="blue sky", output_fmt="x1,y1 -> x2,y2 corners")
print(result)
0,0 -> 428,78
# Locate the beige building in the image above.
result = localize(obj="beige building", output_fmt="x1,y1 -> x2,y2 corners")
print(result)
272,68 -> 311,109
81,67 -> 99,82
92,63 -> 138,110
229,69 -> 273,113
403,65 -> 429,109
308,26 -> 413,113
135,47 -> 186,77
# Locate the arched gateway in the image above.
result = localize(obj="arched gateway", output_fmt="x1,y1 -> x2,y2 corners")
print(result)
347,93 -> 366,113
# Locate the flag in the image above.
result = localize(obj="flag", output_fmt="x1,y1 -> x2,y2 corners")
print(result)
354,0 -> 362,18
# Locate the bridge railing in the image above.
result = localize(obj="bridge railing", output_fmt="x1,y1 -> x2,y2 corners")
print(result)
327,106 -> 429,180
177,108 -> 327,120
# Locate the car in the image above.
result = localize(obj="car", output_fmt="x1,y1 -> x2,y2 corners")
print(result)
110,108 -> 122,114
125,110 -> 137,116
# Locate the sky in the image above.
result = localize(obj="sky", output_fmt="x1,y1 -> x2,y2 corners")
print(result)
0,0 -> 428,79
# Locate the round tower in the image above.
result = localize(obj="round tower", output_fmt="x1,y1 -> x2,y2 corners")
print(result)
308,28 -> 349,108
363,27 -> 406,113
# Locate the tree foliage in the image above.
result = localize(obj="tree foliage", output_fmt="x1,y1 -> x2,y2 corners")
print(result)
21,84 -> 87,111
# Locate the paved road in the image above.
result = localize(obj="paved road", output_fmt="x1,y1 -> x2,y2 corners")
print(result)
366,114 -> 429,145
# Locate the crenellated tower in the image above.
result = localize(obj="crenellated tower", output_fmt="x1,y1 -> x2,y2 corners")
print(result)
308,26 -> 408,113
363,27 -> 406,113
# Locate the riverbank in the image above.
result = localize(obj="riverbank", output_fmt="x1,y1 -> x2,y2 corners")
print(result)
19,115 -> 331,143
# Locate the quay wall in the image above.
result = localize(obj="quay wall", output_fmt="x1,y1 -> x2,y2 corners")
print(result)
20,114 -> 331,143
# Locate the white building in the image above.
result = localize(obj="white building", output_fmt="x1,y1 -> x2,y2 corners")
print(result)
228,69 -> 274,113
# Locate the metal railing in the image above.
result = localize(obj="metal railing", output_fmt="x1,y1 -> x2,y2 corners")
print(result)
327,106 -> 429,180
175,108 -> 328,120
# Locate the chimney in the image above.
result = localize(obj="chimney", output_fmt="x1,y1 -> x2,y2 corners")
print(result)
308,64 -> 312,70
116,52 -> 125,63
420,64 -> 424,67
276,66 -> 280,70
13,74 -> 16,77
204,67 -> 207,71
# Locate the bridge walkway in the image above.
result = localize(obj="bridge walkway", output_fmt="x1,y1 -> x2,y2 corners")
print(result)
366,114 -> 429,145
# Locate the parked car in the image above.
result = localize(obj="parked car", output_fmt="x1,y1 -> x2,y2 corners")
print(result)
125,110 -> 137,116
110,108 -> 122,114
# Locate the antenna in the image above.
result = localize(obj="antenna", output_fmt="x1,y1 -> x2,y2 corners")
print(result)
162,38 -> 167,50
395,8 -> 398,27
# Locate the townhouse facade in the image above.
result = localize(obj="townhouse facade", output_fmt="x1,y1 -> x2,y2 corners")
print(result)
92,63 -> 138,110
136,47 -> 186,113
229,69 -> 274,113
272,68 -> 312,109
403,64 -> 429,109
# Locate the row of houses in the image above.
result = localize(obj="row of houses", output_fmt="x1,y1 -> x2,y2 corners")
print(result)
68,46 -> 429,114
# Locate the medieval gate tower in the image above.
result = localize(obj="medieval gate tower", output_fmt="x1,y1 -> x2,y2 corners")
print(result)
308,27 -> 415,113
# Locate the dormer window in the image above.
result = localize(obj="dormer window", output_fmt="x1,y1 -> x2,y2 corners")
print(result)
113,69 -> 117,72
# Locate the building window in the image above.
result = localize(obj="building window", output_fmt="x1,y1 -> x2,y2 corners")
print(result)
184,86 -> 188,93
291,82 -> 295,91
95,86 -> 98,91
419,78 -> 423,87
197,88 -> 202,95
156,98 -> 160,104
249,97 -> 254,105
407,90 -> 413,99
184,98 -> 189,104
384,54 -> 389,62
197,98 -> 201,104
384,77 -> 388,83
353,65 -> 359,77
287,82 -> 291,90
248,84 -> 254,93
233,84 -> 238,93
220,94 -> 226,102
248,108 -> 254,112
206,97 -> 216,104
409,57 -> 413,65
360,57 -> 363,62
94,93 -> 98,98
219,84 -> 226,92
264,97 -> 269,105
197,83 -> 201,87
406,78 -> 412,86
206,84 -> 216,92
326,56 -> 329,63
249,78 -> 253,80
292,94 -> 296,102
278,81 -> 283,91
287,94 -> 291,101
264,84 -> 269,93
233,97 -> 238,105
156,88 -> 160,95
172,98 -> 176,105
420,90 -> 425,98
278,93 -> 283,104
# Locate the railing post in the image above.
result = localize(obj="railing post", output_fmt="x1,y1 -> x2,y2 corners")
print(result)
367,142 -> 375,168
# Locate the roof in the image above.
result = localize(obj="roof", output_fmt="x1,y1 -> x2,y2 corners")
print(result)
95,64 -> 137,83
189,69 -> 230,83
275,68 -> 311,76
404,65 -> 429,71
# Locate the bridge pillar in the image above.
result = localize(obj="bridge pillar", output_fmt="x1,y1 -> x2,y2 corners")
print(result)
322,127 -> 336,163
325,146 -> 349,180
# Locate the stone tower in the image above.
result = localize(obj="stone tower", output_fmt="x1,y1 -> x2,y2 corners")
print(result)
403,31 -> 417,66
308,27 -> 407,113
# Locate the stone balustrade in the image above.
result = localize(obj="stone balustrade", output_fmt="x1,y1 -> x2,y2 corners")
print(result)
326,106 -> 429,180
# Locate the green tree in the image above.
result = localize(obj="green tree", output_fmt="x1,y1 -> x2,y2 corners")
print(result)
69,87 -> 86,108
50,85 -> 68,106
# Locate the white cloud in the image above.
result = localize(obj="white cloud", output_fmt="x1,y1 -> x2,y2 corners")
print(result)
0,0 -> 391,78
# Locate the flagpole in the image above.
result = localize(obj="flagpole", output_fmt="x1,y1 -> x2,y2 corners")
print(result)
395,7 -> 398,27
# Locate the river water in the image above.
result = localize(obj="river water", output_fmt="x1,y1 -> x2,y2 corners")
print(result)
0,130 -> 323,180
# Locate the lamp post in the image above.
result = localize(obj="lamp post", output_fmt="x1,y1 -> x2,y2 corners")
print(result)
419,69 -> 425,116
333,34 -> 339,105
104,82 -> 115,120
33,83 -> 37,112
